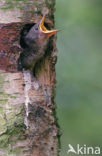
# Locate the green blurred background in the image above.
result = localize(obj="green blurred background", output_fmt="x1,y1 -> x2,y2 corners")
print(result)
55,0 -> 102,155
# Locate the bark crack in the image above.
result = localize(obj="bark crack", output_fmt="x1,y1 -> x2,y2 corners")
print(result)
23,70 -> 31,129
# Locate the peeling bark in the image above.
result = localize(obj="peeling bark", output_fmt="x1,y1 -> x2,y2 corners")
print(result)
0,0 -> 59,156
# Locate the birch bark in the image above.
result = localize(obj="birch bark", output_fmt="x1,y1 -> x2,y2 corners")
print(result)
0,1 -> 59,155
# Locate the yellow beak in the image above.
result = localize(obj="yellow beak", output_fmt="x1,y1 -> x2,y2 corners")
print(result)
39,16 -> 59,37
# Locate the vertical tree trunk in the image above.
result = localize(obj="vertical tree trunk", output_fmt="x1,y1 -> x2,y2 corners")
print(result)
0,0 -> 59,156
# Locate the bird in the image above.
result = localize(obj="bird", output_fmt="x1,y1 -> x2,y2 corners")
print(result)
18,16 -> 59,73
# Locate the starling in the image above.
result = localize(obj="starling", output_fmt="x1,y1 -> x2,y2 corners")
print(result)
19,16 -> 59,72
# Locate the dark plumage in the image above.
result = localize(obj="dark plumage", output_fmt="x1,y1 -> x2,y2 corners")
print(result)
19,16 -> 59,71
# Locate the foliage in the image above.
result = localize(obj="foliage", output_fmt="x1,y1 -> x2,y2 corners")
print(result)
55,0 -> 102,155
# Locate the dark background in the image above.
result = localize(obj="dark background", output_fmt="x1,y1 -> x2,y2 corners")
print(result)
55,0 -> 102,155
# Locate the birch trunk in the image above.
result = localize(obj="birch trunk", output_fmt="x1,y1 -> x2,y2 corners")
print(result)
0,0 -> 59,156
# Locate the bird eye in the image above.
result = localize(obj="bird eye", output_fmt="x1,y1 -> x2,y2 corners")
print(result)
35,27 -> 38,31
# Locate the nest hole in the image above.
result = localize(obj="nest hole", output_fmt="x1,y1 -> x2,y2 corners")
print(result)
20,22 -> 50,49
18,22 -> 52,74
20,23 -> 35,49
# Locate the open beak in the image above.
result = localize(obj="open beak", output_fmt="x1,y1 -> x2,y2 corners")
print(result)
39,16 -> 59,37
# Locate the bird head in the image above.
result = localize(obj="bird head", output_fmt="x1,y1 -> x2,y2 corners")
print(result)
25,16 -> 59,48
